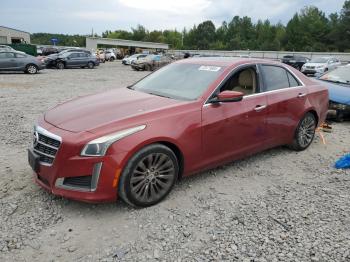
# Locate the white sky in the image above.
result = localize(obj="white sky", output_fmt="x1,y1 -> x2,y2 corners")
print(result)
0,0 -> 346,34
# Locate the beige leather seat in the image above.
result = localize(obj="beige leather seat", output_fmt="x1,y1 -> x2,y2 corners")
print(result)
234,69 -> 256,95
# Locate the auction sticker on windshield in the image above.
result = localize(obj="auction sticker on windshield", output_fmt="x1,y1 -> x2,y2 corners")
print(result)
198,66 -> 221,72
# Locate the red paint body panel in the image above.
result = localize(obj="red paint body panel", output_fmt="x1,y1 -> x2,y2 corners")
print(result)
31,58 -> 329,203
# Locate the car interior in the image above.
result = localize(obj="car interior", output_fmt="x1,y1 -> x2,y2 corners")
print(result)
220,67 -> 258,96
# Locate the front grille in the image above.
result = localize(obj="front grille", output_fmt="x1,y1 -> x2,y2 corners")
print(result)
33,129 -> 61,165
306,66 -> 315,69
63,176 -> 92,189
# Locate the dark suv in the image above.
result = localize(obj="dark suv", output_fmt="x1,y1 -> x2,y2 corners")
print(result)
282,55 -> 310,71
56,52 -> 99,69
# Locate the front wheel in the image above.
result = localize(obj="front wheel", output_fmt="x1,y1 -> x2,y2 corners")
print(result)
109,57 -> 115,62
289,112 -> 316,151
56,62 -> 65,70
87,62 -> 94,69
118,144 -> 179,207
26,64 -> 38,74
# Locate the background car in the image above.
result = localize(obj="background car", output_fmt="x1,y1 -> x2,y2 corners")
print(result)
44,49 -> 91,68
314,65 -> 350,121
122,53 -> 147,65
0,45 -> 16,52
29,58 -> 328,207
282,55 -> 310,70
0,51 -> 45,74
105,50 -> 116,61
131,54 -> 173,71
41,47 -> 60,56
301,57 -> 341,75
96,50 -> 106,63
55,52 -> 99,69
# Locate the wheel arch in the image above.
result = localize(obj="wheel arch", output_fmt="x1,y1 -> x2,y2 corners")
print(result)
114,137 -> 186,183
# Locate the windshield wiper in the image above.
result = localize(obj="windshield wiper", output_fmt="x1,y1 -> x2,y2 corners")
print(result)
147,92 -> 172,99
320,79 -> 350,85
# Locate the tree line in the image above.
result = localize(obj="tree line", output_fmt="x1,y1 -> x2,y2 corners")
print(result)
31,0 -> 350,52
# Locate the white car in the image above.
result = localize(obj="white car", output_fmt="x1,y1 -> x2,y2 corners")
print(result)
105,50 -> 116,61
122,53 -> 148,65
301,57 -> 341,75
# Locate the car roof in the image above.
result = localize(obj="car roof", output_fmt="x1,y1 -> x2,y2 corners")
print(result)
177,57 -> 283,67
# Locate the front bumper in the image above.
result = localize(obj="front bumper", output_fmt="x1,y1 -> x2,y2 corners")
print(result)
131,64 -> 145,70
302,67 -> 325,74
29,122 -> 125,203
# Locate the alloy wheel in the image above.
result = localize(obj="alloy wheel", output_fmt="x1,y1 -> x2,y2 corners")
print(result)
130,153 -> 176,203
27,65 -> 37,74
298,114 -> 316,148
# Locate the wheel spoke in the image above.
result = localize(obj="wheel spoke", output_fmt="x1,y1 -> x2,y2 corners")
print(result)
131,176 -> 145,184
130,152 -> 176,204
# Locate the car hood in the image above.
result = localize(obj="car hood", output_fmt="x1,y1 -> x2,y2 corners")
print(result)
314,79 -> 350,105
44,88 -> 185,133
304,63 -> 326,67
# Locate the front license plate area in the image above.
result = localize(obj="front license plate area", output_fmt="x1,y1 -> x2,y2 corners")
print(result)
28,149 -> 40,173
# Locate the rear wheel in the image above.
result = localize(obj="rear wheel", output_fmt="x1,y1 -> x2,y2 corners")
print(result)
118,144 -> 179,207
289,112 -> 316,151
109,57 -> 115,62
26,64 -> 38,74
87,62 -> 94,69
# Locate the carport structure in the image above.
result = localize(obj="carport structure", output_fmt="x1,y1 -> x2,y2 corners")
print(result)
86,37 -> 169,52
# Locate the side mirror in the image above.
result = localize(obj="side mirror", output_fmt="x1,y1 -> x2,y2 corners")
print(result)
209,90 -> 244,103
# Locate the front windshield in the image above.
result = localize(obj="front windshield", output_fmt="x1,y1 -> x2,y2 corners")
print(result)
310,58 -> 328,63
320,66 -> 350,84
132,63 -> 225,100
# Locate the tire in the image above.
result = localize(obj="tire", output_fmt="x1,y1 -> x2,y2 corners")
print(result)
289,112 -> 317,151
26,64 -> 38,74
144,64 -> 150,71
56,62 -> 65,70
118,144 -> 179,207
335,110 -> 344,122
109,57 -> 115,62
87,62 -> 94,69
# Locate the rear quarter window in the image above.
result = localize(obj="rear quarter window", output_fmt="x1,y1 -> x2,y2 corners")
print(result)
261,65 -> 290,91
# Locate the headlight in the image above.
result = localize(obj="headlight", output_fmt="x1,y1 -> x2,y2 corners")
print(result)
81,125 -> 146,156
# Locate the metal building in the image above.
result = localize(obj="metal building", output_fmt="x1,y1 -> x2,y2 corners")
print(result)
0,26 -> 31,44
86,37 -> 168,51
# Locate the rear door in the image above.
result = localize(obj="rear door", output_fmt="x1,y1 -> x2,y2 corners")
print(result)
259,64 -> 308,146
0,52 -> 17,69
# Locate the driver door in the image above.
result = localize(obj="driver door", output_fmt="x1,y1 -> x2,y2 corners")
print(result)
201,65 -> 269,168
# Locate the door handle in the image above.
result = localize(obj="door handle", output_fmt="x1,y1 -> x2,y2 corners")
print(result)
254,105 -> 267,111
297,93 -> 307,98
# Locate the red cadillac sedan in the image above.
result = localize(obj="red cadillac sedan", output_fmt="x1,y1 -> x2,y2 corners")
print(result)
28,58 -> 328,207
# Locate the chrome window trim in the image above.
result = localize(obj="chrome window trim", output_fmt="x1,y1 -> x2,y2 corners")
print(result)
203,62 -> 306,107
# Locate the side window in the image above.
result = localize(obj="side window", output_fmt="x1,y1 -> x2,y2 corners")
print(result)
261,65 -> 290,91
287,72 -> 300,87
15,53 -> 26,58
220,66 -> 258,96
69,53 -> 78,58
0,53 -> 7,59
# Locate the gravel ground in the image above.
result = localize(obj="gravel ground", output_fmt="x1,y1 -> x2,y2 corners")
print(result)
0,62 -> 349,262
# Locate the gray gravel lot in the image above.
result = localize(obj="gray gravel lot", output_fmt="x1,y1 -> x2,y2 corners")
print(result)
0,62 -> 349,262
